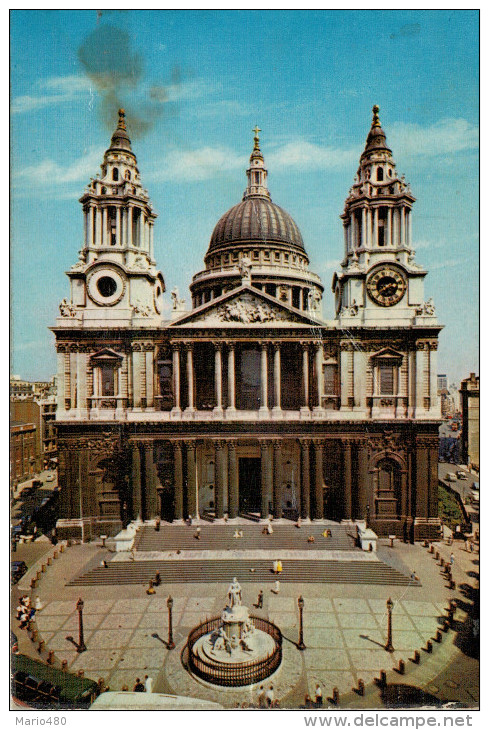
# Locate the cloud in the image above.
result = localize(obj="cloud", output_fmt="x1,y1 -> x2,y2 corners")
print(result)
428,258 -> 464,271
267,141 -> 358,170
389,118 -> 478,158
11,75 -> 93,114
14,146 -> 105,187
149,146 -> 246,183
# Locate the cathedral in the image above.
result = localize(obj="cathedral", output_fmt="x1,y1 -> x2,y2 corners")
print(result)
52,105 -> 442,541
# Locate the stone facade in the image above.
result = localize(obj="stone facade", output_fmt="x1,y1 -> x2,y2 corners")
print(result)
459,373 -> 479,469
52,107 -> 442,541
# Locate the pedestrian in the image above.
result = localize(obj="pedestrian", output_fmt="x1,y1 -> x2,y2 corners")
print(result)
255,590 -> 264,609
295,517 -> 302,528
315,683 -> 323,707
101,560 -> 108,568
307,535 -> 315,543
133,677 -> 145,692
144,674 -> 153,693
155,518 -> 161,532
272,580 -> 280,594
257,685 -> 266,708
470,541 -> 474,553
267,522 -> 273,535
266,684 -> 275,707
146,579 -> 155,595
450,552 -> 455,566
272,559 -> 278,574
194,527 -> 201,540
276,559 -> 283,574
154,571 -> 161,586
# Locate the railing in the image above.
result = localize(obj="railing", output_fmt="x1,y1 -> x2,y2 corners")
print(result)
186,615 -> 282,687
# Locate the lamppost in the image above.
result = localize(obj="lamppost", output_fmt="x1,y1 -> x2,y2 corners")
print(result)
297,595 -> 306,650
385,597 -> 394,653
167,595 -> 175,650
76,597 -> 87,653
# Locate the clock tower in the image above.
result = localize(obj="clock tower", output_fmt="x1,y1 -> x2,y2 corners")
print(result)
333,106 -> 437,326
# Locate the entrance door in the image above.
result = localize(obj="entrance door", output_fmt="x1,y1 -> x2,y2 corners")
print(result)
239,457 -> 261,513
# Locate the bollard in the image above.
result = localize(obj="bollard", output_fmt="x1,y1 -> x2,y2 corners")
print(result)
413,650 -> 420,664
449,579 -> 455,590
77,669 -> 84,678
41,564 -> 46,573
379,670 -> 387,687
31,629 -> 38,642
30,578 -> 37,589
443,620 -> 450,632
97,678 -> 105,692
435,551 -> 439,560
332,687 -> 339,705
435,630 -> 442,642
450,599 -> 457,610
47,557 -> 52,566
47,650 -> 55,665
357,679 -> 365,696
398,659 -> 405,675
439,557 -> 445,567
38,640 -> 45,653
67,539 -> 72,547
36,571 -> 41,580
429,544 -> 434,554
423,540 -> 428,548
60,544 -> 65,553
426,640 -> 432,653
53,551 -> 58,559
61,660 -> 68,671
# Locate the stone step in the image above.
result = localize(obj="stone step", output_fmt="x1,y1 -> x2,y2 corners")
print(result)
68,559 -> 417,587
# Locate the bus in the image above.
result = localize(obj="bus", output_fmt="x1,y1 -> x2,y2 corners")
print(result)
12,654 -> 99,709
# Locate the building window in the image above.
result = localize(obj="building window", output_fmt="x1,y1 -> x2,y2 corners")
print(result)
101,364 -> 115,396
112,168 -> 119,181
379,362 -> 395,395
377,167 -> 384,181
125,170 -> 131,180
323,363 -> 338,395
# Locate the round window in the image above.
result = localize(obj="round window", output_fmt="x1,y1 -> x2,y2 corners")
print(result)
97,276 -> 118,298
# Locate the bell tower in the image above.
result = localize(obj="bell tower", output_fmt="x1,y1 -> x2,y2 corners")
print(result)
57,109 -> 165,327
333,106 -> 437,326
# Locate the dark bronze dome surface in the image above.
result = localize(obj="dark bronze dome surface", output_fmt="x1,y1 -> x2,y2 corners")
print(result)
208,197 -> 305,254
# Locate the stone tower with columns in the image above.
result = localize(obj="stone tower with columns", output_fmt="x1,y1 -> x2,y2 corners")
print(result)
52,107 -> 442,541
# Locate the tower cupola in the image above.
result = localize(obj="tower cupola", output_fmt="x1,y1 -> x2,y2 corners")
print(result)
244,126 -> 271,200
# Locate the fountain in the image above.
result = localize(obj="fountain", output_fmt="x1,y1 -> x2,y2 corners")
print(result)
186,578 -> 282,686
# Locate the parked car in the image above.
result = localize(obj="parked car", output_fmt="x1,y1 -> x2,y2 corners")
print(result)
45,475 -> 55,482
472,482 -> 479,491
446,473 -> 457,482
11,561 -> 27,584
456,470 -> 468,480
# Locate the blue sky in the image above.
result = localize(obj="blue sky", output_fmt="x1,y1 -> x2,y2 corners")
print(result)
11,9 -> 479,385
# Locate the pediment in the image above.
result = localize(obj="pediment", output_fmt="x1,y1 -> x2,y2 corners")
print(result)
90,347 -> 123,362
370,346 -> 404,361
169,286 -> 323,328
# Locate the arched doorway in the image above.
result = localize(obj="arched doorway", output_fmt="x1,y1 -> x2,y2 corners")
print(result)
374,457 -> 402,519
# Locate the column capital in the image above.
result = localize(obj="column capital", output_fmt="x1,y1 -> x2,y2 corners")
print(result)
272,439 -> 282,450
297,437 -> 312,448
213,341 -> 223,351
299,341 -> 310,350
224,340 -> 235,350
141,441 -> 154,452
259,439 -> 271,452
226,440 -> 237,451
259,340 -> 269,350
171,342 -> 181,352
273,342 -> 281,352
184,342 -> 194,353
311,438 -> 324,450
172,441 -> 183,453
184,439 -> 196,450
213,439 -> 225,450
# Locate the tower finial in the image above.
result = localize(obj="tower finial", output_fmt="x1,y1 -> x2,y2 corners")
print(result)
252,125 -> 261,151
372,104 -> 381,128
118,108 -> 126,130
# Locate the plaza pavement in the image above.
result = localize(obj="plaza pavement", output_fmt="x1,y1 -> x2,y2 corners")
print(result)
14,533 -> 479,709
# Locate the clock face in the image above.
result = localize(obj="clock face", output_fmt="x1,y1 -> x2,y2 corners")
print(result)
367,267 -> 406,307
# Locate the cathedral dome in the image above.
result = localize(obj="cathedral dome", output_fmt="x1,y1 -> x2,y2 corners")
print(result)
207,197 -> 305,255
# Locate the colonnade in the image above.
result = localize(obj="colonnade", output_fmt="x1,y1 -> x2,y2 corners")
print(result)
171,340 -> 325,414
83,203 -> 154,256
345,204 -> 412,251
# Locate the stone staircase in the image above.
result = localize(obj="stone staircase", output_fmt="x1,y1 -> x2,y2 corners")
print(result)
134,523 -> 356,553
68,558 -> 417,587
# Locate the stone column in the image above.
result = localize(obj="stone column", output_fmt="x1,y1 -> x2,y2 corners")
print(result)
300,343 -> 310,414
340,344 -> 350,410
272,440 -> 283,518
312,440 -> 324,519
415,343 -> 426,415
300,440 -> 310,519
116,207 -> 121,245
387,207 -> 392,246
227,344 -> 236,412
373,208 -> 379,247
185,441 -> 197,518
313,344 -> 324,411
272,343 -> 282,414
214,440 -> 225,518
88,206 -> 94,246
132,345 -> 142,409
259,342 -> 269,415
214,343 -> 223,414
102,208 -> 108,247
76,351 -> 87,415
95,208 -> 102,246
121,205 -> 126,247
131,444 -> 142,521
357,443 -> 369,521
144,443 -> 157,519
401,206 -> 406,247
56,349 -> 65,413
173,442 -> 183,520
149,222 -> 155,260
260,441 -> 272,518
145,347 -> 154,409
343,440 -> 352,519
227,442 -> 239,519
127,206 -> 133,247
185,344 -> 195,413
171,345 -> 181,414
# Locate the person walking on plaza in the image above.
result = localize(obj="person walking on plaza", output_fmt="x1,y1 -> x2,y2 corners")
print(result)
450,551 -> 455,566
276,559 -> 283,575
315,683 -> 323,707
257,685 -> 266,708
266,684 -> 275,707
133,678 -> 145,692
144,675 -> 153,693
255,590 -> 264,609
272,580 -> 280,594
